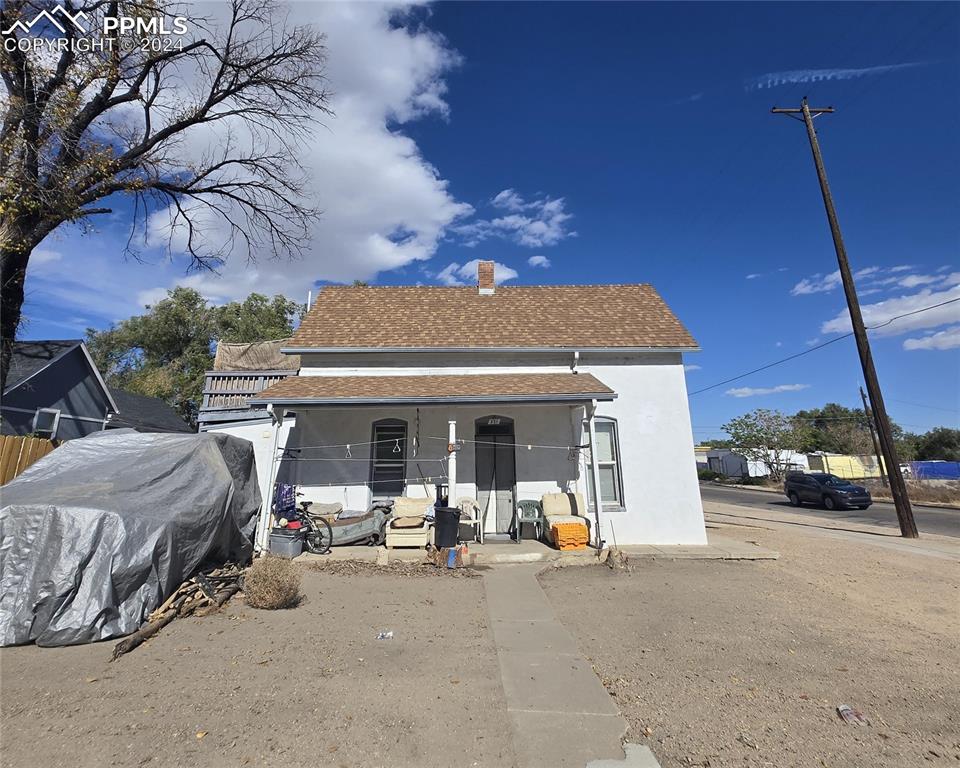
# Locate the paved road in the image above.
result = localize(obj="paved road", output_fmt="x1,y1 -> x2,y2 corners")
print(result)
700,483 -> 960,539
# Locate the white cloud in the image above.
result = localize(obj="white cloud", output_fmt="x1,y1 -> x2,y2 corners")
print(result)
791,266 -> 960,310
745,273 -> 761,280
491,189 -> 529,212
725,384 -> 810,398
527,255 -> 551,268
683,364 -> 701,372
453,190 -> 575,248
895,273 -> 958,289
131,3 -> 475,301
897,274 -> 939,288
821,281 -> 960,336
791,266 -> 880,296
435,259 -> 518,287
136,286 -> 176,308
746,62 -> 924,91
903,325 -> 960,351
22,4 -> 580,328
791,270 -> 842,295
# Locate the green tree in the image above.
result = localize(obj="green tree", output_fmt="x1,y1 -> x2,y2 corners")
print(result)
86,288 -> 301,424
214,293 -> 304,343
895,431 -> 920,462
793,403 -> 873,454
722,409 -> 804,481
914,428 -> 960,462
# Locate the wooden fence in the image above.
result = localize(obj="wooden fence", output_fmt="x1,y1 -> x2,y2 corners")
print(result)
0,435 -> 57,486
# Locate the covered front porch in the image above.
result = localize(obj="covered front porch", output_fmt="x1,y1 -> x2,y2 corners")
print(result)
249,373 -> 617,553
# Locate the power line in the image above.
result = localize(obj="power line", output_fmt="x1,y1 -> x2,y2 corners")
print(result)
688,296 -> 960,397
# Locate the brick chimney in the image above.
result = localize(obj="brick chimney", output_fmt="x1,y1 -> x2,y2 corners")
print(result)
477,260 -> 496,295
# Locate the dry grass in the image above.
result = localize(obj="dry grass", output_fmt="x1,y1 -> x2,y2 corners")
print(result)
307,559 -> 480,578
243,556 -> 302,609
864,479 -> 960,505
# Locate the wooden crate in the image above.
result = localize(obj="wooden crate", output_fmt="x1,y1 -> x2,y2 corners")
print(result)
0,435 -> 57,486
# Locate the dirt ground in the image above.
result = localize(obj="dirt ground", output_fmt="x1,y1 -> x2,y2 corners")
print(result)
540,523 -> 960,768
0,564 -> 515,768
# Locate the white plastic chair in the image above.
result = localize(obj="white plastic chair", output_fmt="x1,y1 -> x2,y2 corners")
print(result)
458,497 -> 484,544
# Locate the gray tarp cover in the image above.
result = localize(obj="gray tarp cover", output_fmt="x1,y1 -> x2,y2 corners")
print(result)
0,430 -> 261,647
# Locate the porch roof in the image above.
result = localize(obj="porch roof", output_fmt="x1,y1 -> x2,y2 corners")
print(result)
249,373 -> 616,406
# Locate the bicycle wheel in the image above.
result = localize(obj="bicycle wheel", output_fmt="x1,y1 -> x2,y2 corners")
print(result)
304,518 -> 333,555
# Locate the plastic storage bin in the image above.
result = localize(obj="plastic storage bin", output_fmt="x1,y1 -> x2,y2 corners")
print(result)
270,529 -> 304,558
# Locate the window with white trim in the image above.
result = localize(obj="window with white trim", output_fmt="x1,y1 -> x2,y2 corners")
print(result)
32,408 -> 61,439
585,417 -> 623,507
370,419 -> 407,496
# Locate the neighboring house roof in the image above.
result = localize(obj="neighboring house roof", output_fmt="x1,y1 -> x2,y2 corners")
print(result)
107,389 -> 193,433
286,284 -> 698,351
5,340 -> 83,392
5,340 -> 119,413
251,373 -> 616,405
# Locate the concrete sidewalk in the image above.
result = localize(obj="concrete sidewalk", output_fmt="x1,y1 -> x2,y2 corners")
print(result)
703,500 -> 960,561
297,531 -> 777,566
483,564 -> 661,768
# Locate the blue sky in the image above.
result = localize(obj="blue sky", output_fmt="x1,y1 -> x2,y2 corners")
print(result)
20,1 -> 960,438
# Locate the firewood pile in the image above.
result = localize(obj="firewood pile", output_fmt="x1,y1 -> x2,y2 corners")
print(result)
110,563 -> 244,661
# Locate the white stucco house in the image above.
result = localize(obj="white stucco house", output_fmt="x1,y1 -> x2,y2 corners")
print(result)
233,261 -> 705,549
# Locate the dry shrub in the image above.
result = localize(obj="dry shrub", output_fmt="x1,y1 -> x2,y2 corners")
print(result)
863,479 -> 960,506
243,556 -> 302,609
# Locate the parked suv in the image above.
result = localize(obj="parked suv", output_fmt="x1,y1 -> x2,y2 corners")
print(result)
783,472 -> 872,511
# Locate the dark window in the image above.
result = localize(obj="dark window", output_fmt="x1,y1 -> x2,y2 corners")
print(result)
32,408 -> 60,439
370,419 -> 407,496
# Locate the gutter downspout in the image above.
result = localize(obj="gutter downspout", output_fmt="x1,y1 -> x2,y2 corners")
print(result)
586,400 -> 605,550
447,419 -> 457,505
256,404 -> 283,554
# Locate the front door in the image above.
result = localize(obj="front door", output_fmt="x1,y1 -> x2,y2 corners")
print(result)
475,416 -> 517,533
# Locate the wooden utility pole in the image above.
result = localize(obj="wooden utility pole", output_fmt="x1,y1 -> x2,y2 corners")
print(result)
772,97 -> 918,538
860,385 -> 888,487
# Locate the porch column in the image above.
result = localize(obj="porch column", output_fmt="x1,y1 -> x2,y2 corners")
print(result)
447,419 -> 457,505
255,404 -> 284,554
586,401 -> 604,549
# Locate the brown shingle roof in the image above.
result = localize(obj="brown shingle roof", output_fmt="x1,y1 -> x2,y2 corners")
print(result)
288,285 -> 697,349
250,373 -> 615,404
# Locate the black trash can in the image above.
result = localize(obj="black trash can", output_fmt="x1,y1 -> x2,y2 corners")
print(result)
433,507 -> 461,548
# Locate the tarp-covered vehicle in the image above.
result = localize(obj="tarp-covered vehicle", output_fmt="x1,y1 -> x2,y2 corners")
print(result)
0,430 -> 261,647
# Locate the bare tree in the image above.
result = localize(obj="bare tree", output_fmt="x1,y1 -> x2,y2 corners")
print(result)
0,0 -> 331,390
723,408 -> 803,482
